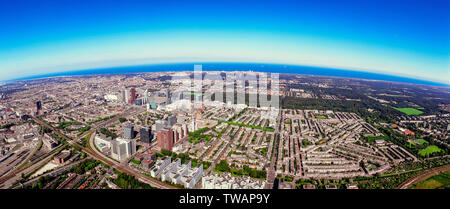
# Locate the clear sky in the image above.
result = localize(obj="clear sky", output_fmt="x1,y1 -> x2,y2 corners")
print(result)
0,0 -> 448,83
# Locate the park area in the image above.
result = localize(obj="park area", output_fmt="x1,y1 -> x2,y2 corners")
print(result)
418,145 -> 442,157
392,107 -> 423,115
364,135 -> 388,143
415,139 -> 428,145
409,139 -> 428,148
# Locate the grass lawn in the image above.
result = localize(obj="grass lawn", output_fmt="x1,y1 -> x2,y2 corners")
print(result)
415,139 -> 428,145
441,170 -> 450,178
365,135 -> 387,143
413,178 -> 444,189
432,175 -> 450,185
392,107 -> 423,115
315,115 -> 326,119
412,173 -> 450,189
130,159 -> 141,165
418,145 -> 442,157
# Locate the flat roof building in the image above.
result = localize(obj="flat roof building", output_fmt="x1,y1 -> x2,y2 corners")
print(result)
111,137 -> 136,161
124,125 -> 134,139
157,128 -> 174,151
54,151 -> 71,165
140,126 -> 152,144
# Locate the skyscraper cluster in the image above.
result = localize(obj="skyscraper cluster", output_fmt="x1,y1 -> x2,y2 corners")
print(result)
155,115 -> 189,151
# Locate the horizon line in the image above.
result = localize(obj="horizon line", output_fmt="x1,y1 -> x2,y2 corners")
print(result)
4,61 -> 450,88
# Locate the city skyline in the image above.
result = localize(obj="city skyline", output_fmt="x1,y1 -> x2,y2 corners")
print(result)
0,0 -> 448,83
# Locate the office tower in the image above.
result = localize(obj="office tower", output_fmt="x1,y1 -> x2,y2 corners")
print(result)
140,126 -> 152,144
166,88 -> 171,104
129,88 -> 136,104
124,125 -> 134,139
111,138 -> 136,161
36,101 -> 42,115
36,101 -> 42,111
177,91 -> 183,101
157,128 -> 174,150
123,89 -> 130,103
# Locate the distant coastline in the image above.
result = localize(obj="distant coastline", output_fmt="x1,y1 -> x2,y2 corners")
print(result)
8,62 -> 449,87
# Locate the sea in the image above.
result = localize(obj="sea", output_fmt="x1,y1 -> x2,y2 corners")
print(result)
9,62 -> 449,87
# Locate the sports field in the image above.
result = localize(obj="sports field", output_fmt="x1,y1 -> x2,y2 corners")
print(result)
418,145 -> 442,157
365,135 -> 387,143
392,107 -> 423,115
315,115 -> 326,119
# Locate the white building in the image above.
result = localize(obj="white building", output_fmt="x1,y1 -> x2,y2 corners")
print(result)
161,158 -> 181,182
181,164 -> 203,188
202,173 -> 266,189
111,137 -> 136,161
94,134 -> 113,152
170,160 -> 191,184
104,94 -> 119,102
150,157 -> 171,177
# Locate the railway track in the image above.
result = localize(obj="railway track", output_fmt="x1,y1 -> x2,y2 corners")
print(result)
30,116 -> 175,189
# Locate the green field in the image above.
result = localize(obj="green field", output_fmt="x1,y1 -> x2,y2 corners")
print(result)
418,145 -> 442,157
315,115 -> 326,119
130,159 -> 141,165
364,135 -> 387,143
409,139 -> 428,148
411,172 -> 450,189
415,139 -> 428,145
392,107 -> 423,115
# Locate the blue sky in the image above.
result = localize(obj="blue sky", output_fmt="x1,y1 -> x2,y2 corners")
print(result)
0,0 -> 448,83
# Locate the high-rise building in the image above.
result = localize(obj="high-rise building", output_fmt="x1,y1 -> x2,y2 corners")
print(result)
36,101 -> 42,115
124,125 -> 134,139
157,128 -> 174,150
123,89 -> 130,103
165,88 -> 171,104
172,91 -> 183,103
173,125 -> 187,142
129,88 -> 136,104
140,126 -> 152,144
111,138 -> 136,161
